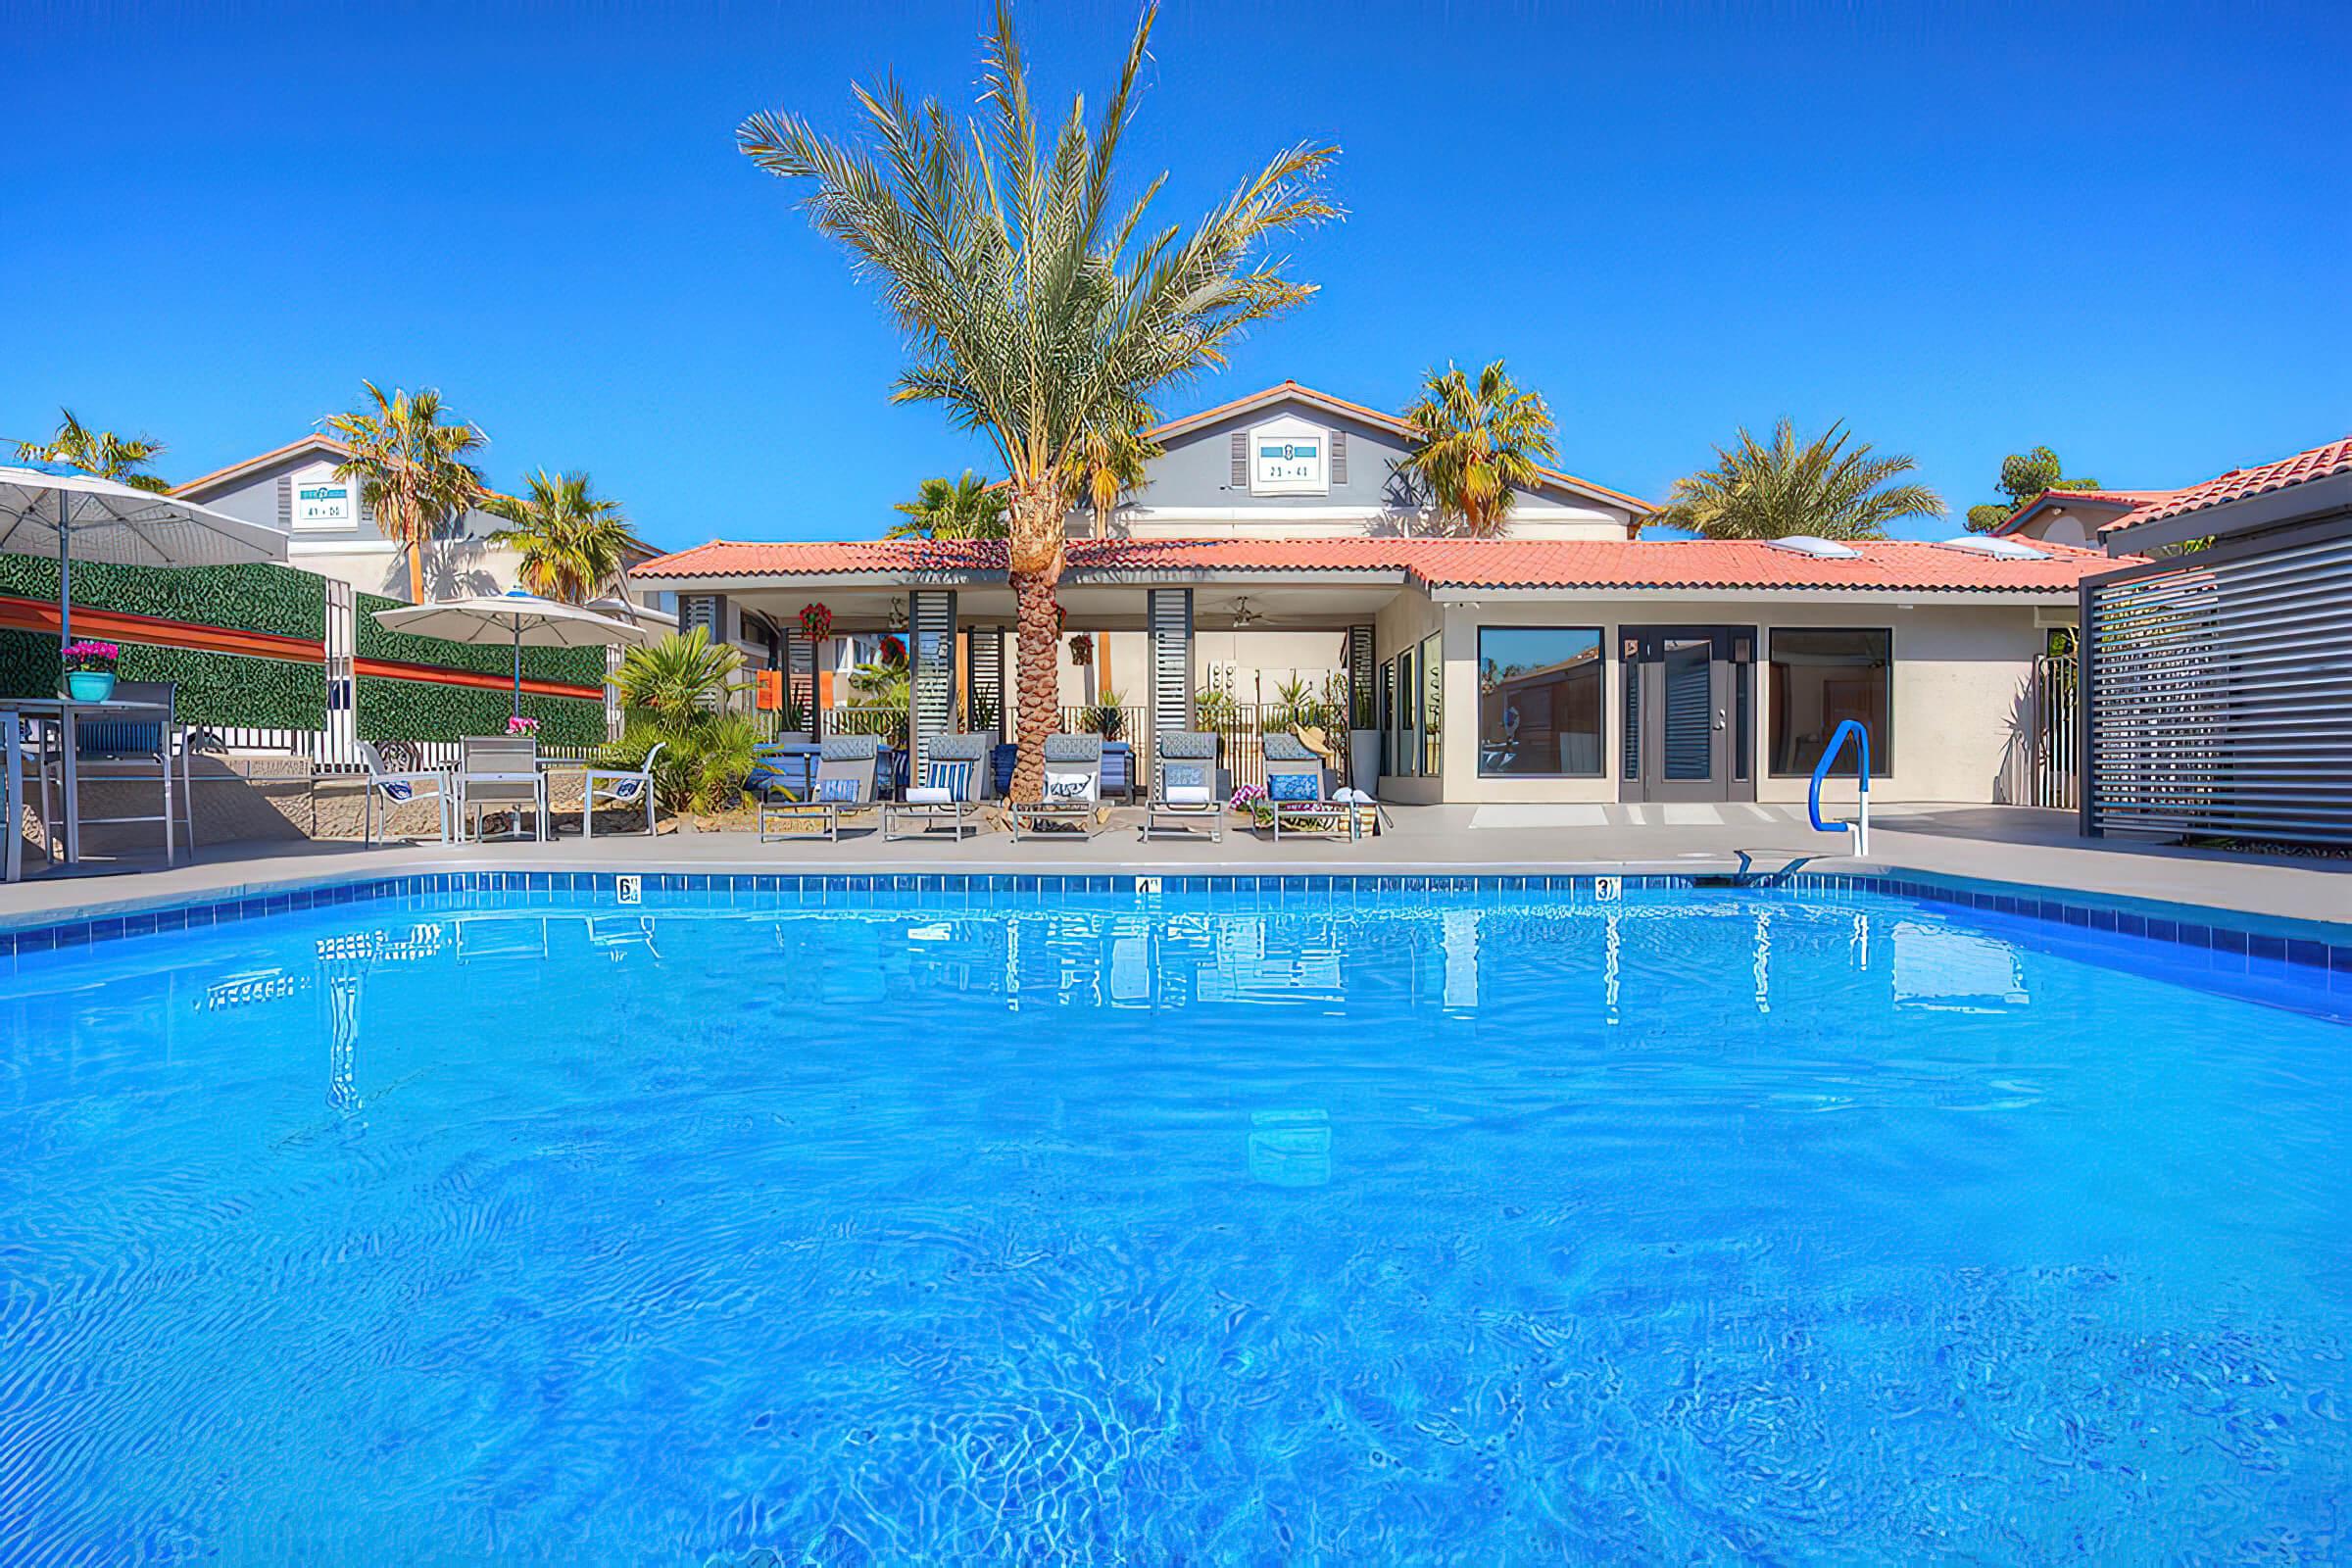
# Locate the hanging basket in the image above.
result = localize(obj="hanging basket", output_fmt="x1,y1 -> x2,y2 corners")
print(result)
1069,633 -> 1092,665
799,603 -> 833,642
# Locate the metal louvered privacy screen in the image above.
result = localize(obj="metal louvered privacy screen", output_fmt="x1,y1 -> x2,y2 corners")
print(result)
2083,522 -> 2352,844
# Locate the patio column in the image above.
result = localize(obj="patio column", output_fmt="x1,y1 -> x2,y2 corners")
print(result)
908,588 -> 958,771
1347,623 -> 1375,725
1148,588 -> 1194,748
783,624 -> 816,727
967,626 -> 1006,741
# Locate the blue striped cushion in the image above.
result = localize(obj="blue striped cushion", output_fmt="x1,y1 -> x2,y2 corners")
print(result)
379,779 -> 415,803
817,777 -> 860,804
923,760 -> 973,799
1268,771 -> 1322,803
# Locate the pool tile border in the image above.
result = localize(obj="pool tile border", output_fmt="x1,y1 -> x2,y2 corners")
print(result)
2,867 -> 2347,986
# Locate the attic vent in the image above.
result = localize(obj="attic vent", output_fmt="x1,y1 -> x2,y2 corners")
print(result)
1331,429 -> 1348,486
1229,432 -> 1248,487
275,475 -> 292,528
1936,535 -> 2047,561
1765,535 -> 1862,560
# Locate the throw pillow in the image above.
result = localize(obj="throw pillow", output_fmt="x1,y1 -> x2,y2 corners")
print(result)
1267,771 -> 1322,803
1162,762 -> 1206,790
817,777 -> 861,804
924,760 -> 973,798
1044,769 -> 1093,803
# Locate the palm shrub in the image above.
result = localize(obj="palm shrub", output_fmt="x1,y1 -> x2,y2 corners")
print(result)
1656,420 -> 1943,540
887,471 -> 1009,540
607,628 -> 758,811
737,1 -> 1336,800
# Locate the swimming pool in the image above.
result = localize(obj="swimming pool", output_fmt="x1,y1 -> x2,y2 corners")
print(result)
1,875 -> 2344,1561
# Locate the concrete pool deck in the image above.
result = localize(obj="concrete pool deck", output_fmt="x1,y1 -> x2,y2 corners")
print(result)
2,803 -> 2344,930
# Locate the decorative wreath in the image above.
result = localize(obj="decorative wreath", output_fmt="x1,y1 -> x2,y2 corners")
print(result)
799,602 -> 833,641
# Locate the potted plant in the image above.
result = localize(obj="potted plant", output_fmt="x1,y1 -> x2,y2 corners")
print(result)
1347,673 -> 1383,797
63,640 -> 120,703
775,686 -> 812,745
964,687 -> 999,738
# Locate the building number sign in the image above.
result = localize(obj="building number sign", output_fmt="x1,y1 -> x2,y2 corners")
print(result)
1250,420 -> 1328,495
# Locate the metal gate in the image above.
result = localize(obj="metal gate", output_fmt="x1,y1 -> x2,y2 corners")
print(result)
2016,650 -> 2078,810
2082,521 -> 2352,844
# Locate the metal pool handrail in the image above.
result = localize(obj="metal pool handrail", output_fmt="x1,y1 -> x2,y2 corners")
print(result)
1809,719 -> 1871,857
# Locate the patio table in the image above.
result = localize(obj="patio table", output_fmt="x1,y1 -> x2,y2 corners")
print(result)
457,769 -> 549,843
1,697 -> 190,879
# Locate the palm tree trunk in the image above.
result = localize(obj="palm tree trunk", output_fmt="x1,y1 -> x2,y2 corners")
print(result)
1009,569 -> 1060,803
1007,483 -> 1065,803
407,530 -> 426,604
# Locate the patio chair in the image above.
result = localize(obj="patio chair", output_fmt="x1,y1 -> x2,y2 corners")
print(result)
883,732 -> 992,841
1007,733 -> 1102,840
582,742 -> 664,839
759,733 -> 880,843
36,678 -> 197,864
357,740 -> 454,845
1261,731 -> 1354,842
457,734 -> 547,843
1141,730 -> 1223,843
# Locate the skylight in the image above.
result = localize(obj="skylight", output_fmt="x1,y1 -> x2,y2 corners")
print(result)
1936,535 -> 2047,561
1764,535 -> 1862,560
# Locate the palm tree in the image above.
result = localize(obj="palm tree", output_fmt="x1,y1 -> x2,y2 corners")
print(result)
15,409 -> 170,492
326,382 -> 487,604
1060,424 -> 1159,539
886,470 -> 1009,540
486,469 -> 647,602
1656,419 -> 1944,541
1399,362 -> 1556,537
738,1 -> 1338,799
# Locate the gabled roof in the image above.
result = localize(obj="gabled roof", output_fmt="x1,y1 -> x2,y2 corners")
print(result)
1995,487 -> 2180,537
636,535 -> 2113,597
1143,379 -> 1656,514
172,434 -> 356,498
2117,435 -> 2352,528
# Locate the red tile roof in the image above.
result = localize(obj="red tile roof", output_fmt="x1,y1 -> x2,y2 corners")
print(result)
637,536 -> 2114,595
1994,488 -> 2181,537
2117,435 -> 2352,527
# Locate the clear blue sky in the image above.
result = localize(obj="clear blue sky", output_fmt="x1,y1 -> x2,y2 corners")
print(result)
7,2 -> 2345,549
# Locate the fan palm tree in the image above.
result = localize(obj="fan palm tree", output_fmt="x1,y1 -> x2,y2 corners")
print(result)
737,1 -> 1338,799
1656,419 -> 1944,541
14,409 -> 171,492
326,382 -> 487,604
485,468 -> 647,602
886,470 -> 1009,540
1399,362 -> 1556,537
614,625 -> 750,726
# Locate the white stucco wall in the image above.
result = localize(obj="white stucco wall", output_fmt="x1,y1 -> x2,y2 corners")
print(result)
1374,596 -> 2050,806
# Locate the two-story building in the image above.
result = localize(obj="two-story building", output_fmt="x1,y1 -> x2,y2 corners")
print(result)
640,380 -> 2120,808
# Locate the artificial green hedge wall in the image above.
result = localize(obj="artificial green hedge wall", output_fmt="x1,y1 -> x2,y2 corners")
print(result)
0,553 -> 323,640
356,592 -> 607,686
0,629 -> 327,728
357,675 -> 605,748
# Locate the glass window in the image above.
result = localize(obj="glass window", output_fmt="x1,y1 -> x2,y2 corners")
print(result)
1419,632 -> 1443,777
1379,659 -> 1395,737
1477,626 -> 1603,777
1768,628 -> 1891,775
1395,646 -> 1416,775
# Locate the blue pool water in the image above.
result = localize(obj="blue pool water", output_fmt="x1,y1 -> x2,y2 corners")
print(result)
0,882 -> 2345,1563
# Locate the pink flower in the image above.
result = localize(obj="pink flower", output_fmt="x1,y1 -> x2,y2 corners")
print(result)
506,715 -> 541,736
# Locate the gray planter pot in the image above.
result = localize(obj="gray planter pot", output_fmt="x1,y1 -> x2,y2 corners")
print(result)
1348,729 -> 1383,797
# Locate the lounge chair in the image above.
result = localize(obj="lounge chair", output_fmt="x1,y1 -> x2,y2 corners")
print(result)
883,731 -> 991,841
358,740 -> 454,845
1261,731 -> 1355,842
1007,733 -> 1102,840
582,742 -> 663,838
1141,729 -> 1223,843
457,734 -> 547,843
759,733 -> 880,843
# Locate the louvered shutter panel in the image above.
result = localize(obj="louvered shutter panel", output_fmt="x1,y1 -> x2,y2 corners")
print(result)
1331,430 -> 1348,486
1229,432 -> 1248,487
1148,589 -> 1195,742
276,475 -> 292,528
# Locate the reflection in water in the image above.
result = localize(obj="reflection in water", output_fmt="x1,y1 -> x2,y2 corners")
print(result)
1249,1109 -> 1332,1187
1892,920 -> 2030,1012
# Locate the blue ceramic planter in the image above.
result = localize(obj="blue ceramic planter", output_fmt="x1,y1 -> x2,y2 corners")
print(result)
65,671 -> 116,703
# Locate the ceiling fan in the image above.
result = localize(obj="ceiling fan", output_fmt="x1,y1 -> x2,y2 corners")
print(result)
1229,596 -> 1260,628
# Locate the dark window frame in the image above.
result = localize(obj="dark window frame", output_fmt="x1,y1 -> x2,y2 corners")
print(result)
1766,626 -> 1894,777
1475,623 -> 1606,779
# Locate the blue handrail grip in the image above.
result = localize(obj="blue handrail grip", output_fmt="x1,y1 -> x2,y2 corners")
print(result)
1808,720 -> 1871,833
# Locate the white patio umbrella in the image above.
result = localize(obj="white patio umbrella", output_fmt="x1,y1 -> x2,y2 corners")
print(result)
370,588 -> 648,719
0,463 -> 290,651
